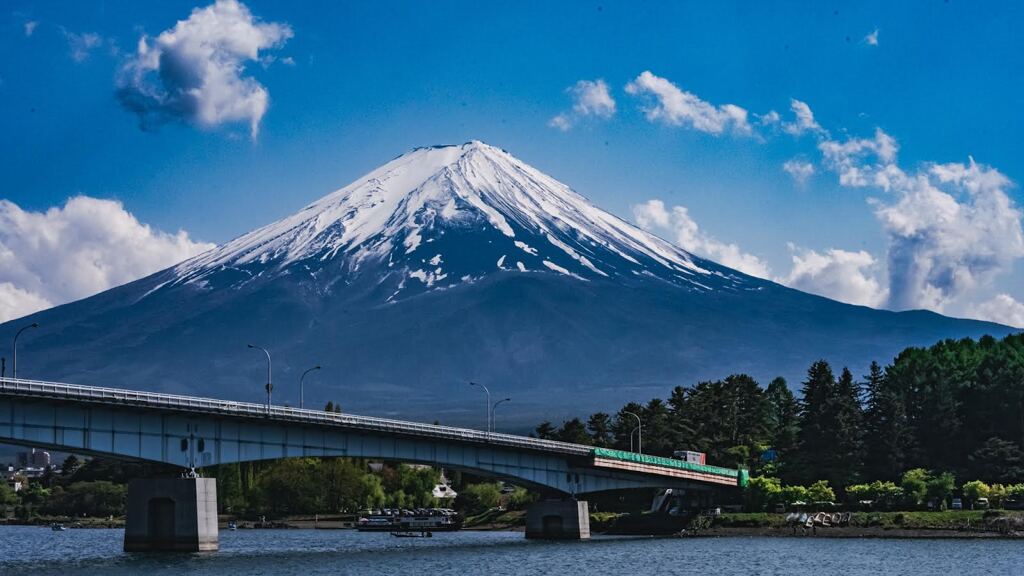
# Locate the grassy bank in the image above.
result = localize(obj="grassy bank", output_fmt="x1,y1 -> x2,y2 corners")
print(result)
705,510 -> 1024,536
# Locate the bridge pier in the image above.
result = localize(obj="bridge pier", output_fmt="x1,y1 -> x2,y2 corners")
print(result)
124,477 -> 219,552
525,499 -> 590,540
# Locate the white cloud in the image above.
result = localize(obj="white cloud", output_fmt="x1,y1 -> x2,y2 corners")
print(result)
781,246 -> 888,307
873,159 -> 1024,312
116,0 -> 293,139
819,127 -> 899,187
548,113 -> 572,132
632,199 -> 771,278
967,294 -> 1024,328
782,159 -> 815,184
624,71 -> 752,135
757,110 -> 781,126
549,79 -> 616,131
63,30 -> 103,62
864,29 -> 880,46
24,21 -> 38,37
782,99 -> 825,136
0,196 -> 214,322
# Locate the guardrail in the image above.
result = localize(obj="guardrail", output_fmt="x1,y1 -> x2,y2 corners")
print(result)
0,377 -> 593,457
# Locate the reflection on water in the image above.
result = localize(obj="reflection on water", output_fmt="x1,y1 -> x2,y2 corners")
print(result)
1,525 -> 1021,576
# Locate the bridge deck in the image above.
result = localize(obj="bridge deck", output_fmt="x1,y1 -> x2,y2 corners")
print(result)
0,377 -> 742,488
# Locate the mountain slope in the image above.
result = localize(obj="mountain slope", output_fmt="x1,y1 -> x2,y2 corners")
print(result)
3,142 -> 1016,427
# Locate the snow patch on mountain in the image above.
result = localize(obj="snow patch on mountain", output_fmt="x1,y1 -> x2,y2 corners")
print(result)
170,141 -> 751,300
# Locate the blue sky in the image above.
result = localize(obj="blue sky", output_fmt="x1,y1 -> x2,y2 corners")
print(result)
1,0 -> 1022,324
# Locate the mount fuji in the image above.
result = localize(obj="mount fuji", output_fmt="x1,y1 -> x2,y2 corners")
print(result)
3,141 -> 1015,426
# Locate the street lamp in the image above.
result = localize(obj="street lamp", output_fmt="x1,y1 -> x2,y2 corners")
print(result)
623,410 -> 642,454
469,381 -> 491,432
247,344 -> 272,412
12,322 -> 39,379
299,365 -> 321,409
491,398 -> 511,433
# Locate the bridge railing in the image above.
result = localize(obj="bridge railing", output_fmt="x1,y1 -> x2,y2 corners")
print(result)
0,377 -> 592,457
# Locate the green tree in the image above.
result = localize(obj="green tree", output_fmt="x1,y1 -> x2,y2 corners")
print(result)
765,377 -> 799,469
556,418 -> 592,445
926,471 -> 956,509
534,422 -> 557,440
806,480 -> 835,503
457,483 -> 501,515
831,367 -> 865,486
779,484 -> 809,506
60,454 -> 82,477
901,468 -> 930,508
744,476 -> 781,511
253,458 -> 323,516
792,360 -> 837,485
968,437 -> 1024,484
586,412 -> 614,447
0,481 -> 17,506
962,480 -> 990,509
863,361 -> 911,481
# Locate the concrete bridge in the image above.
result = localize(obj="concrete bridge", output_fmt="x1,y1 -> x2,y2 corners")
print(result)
0,377 -> 744,548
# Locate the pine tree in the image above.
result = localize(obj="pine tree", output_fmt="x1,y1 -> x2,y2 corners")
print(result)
863,361 -> 911,481
534,421 -> 557,440
791,360 -> 836,485
586,412 -> 614,447
765,377 -> 799,469
832,366 -> 865,486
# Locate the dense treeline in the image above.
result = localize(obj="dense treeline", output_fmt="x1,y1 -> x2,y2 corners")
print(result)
1,454 -> 452,520
535,334 -> 1024,499
209,458 -> 442,516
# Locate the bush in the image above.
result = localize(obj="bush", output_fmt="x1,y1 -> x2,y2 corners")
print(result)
744,476 -> 781,511
457,483 -> 502,515
43,481 -> 126,517
806,480 -> 835,503
962,480 -> 990,508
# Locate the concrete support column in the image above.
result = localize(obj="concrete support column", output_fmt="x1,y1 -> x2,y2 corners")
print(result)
124,477 -> 219,552
525,499 -> 590,540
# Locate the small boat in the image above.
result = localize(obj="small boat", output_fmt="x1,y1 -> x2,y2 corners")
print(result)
227,521 -> 238,531
50,523 -> 67,532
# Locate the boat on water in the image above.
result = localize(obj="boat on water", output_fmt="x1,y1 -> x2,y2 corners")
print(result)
227,521 -> 238,531
50,523 -> 66,531
390,531 -> 433,538
357,508 -> 462,532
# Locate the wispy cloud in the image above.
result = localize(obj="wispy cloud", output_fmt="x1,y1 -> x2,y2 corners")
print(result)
549,79 -> 616,131
24,21 -> 38,37
624,71 -> 752,135
864,28 -> 880,46
783,159 -> 815,184
62,29 -> 103,62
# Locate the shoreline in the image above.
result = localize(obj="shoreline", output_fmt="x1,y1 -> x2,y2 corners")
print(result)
686,526 -> 1024,539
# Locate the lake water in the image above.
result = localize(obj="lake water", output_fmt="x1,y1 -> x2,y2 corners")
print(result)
1,526 -> 1021,576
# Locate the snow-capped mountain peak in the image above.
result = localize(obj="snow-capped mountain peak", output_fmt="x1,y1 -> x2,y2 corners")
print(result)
172,141 -> 748,297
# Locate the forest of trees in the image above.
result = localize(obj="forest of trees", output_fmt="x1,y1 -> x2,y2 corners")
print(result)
534,334 -> 1024,505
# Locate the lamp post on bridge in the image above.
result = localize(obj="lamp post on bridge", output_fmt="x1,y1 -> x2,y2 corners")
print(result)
491,397 -> 511,433
469,381 -> 491,432
299,365 -> 321,409
247,344 -> 272,413
12,322 -> 39,380
622,410 -> 642,454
